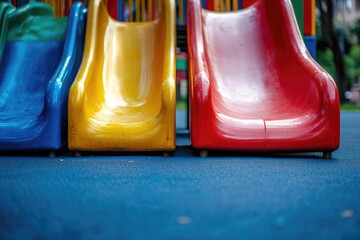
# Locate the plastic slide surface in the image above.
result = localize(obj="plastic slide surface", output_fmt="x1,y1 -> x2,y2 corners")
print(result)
68,0 -> 176,151
0,2 -> 86,150
187,0 -> 340,152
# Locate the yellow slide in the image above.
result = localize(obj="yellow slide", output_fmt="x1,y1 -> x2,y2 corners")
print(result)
68,0 -> 176,151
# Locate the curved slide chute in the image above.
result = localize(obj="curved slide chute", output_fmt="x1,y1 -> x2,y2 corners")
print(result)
187,0 -> 340,153
68,0 -> 176,151
0,2 -> 86,150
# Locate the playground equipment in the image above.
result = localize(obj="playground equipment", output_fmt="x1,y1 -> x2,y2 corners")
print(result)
199,0 -> 317,59
0,2 -> 86,150
0,0 -> 88,16
187,0 -> 340,157
205,0 -> 240,11
68,0 -> 176,151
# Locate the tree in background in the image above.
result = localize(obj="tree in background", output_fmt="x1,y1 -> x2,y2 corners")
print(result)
317,0 -> 347,102
346,20 -> 360,80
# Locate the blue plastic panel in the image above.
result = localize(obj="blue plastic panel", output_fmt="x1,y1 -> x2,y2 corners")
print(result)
182,0 -> 187,24
202,0 -> 206,8
0,2 -> 87,150
305,35 -> 316,60
118,0 -> 124,21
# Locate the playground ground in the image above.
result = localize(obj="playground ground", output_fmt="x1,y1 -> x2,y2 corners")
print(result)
0,111 -> 359,239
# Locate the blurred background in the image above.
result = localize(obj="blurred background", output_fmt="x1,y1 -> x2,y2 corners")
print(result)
317,0 -> 360,106
1,0 -> 360,115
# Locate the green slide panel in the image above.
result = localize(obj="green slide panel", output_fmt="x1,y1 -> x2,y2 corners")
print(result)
291,0 -> 304,36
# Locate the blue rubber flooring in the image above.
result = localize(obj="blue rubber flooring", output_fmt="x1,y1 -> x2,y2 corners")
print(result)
0,112 -> 359,239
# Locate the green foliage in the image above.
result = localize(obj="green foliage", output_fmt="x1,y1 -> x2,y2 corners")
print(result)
318,45 -> 360,86
316,8 -> 355,83
341,103 -> 360,111
350,19 -> 360,43
341,19 -> 360,84
317,48 -> 336,78
344,45 -> 360,82
176,101 -> 188,110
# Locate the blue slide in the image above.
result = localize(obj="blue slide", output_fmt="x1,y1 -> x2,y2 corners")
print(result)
0,2 -> 86,151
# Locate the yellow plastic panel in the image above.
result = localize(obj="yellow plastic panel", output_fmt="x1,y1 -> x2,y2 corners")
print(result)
68,0 -> 176,151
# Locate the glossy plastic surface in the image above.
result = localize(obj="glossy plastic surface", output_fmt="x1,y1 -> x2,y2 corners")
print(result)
68,0 -> 176,151
291,0 -> 304,36
242,0 -> 255,8
187,0 -> 340,152
304,0 -> 316,36
305,35 -> 316,60
0,2 -> 86,150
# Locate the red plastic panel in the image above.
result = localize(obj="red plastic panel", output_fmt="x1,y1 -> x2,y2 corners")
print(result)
187,0 -> 340,152
304,0 -> 316,36
242,0 -> 256,8
206,0 -> 215,10
108,0 -> 119,19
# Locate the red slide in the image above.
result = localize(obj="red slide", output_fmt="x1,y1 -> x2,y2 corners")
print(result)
187,0 -> 340,155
